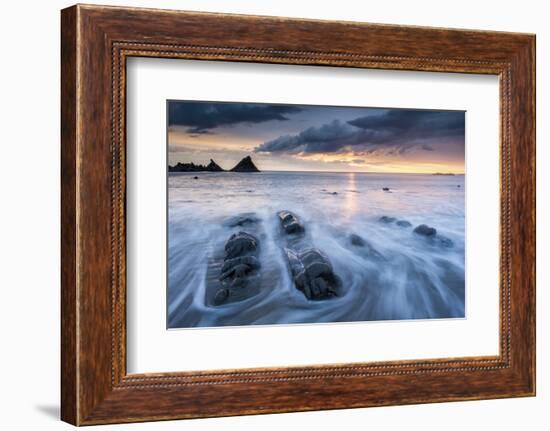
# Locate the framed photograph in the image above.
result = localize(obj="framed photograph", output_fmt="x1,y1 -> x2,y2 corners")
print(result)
61,4 -> 536,425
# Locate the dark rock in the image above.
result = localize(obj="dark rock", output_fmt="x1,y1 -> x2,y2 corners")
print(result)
349,234 -> 384,260
214,231 -> 261,304
221,255 -> 260,274
169,159 -> 225,172
213,288 -> 229,305
396,220 -> 412,227
206,159 -> 223,171
379,216 -> 396,224
224,231 -> 258,259
193,176 -> 199,179
350,233 -> 366,246
168,162 -> 203,172
413,224 -> 437,237
437,236 -> 454,248
230,155 -> 260,172
285,248 -> 340,300
224,213 -> 260,227
382,187 -> 390,191
278,210 -> 305,235
413,224 -> 454,248
220,256 -> 260,281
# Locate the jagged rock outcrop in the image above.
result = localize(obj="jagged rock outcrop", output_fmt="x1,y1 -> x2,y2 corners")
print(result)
278,210 -> 305,235
206,159 -> 223,171
214,231 -> 262,305
230,156 -> 260,172
168,159 -> 224,172
168,162 -> 204,172
169,156 -> 260,172
285,248 -> 340,300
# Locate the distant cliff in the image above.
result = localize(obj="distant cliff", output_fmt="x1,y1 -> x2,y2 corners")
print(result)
169,156 -> 260,173
230,156 -> 260,172
169,159 -> 224,172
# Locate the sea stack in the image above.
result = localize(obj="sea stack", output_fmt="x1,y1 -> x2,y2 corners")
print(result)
230,156 -> 260,172
206,159 -> 223,172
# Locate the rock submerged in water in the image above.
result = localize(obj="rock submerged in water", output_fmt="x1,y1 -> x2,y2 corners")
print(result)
349,233 -> 366,246
224,212 -> 260,228
284,248 -> 340,300
214,231 -> 261,304
413,224 -> 454,248
437,236 -> 454,248
413,224 -> 437,237
349,233 -> 384,260
278,210 -> 305,235
379,216 -> 412,228
382,187 -> 390,191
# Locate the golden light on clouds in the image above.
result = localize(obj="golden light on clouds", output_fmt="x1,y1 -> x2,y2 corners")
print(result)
169,128 -> 465,174
169,128 -> 258,152
168,101 -> 465,174
293,151 -> 464,174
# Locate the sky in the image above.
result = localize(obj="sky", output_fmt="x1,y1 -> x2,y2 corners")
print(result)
168,100 -> 465,174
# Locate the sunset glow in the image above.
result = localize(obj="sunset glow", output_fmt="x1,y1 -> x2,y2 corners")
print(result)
168,101 -> 465,174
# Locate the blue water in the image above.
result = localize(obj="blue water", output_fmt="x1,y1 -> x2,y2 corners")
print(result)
167,171 -> 465,328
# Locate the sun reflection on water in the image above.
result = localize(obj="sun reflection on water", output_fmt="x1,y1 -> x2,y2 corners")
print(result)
343,172 -> 359,220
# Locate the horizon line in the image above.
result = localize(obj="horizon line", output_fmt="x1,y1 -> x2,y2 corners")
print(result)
168,157 -> 464,175
169,168 -> 465,175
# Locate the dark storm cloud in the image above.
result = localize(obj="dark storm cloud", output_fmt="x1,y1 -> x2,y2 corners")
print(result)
168,101 -> 302,133
255,110 -> 464,155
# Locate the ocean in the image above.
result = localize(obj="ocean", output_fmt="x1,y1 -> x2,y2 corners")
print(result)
167,171 -> 465,328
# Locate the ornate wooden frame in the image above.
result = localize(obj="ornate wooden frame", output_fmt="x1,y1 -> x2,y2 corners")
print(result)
61,4 -> 536,425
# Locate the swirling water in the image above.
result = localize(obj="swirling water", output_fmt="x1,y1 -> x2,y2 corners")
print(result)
167,171 -> 465,328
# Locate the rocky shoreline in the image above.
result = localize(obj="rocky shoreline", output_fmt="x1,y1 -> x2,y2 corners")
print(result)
206,207 -> 456,306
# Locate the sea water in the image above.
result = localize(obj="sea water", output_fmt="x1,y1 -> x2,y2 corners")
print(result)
167,171 -> 465,328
